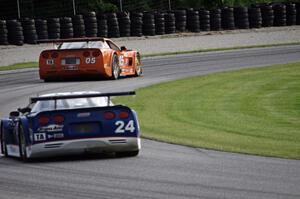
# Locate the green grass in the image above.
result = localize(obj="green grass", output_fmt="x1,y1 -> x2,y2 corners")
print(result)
0,62 -> 38,71
115,62 -> 300,159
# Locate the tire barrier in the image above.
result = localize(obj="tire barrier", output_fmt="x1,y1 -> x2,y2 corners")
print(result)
260,4 -> 274,27
174,10 -> 187,32
0,20 -> 8,45
221,7 -> 235,30
60,17 -> 73,39
164,12 -> 176,34
143,12 -> 155,36
187,10 -> 200,32
21,18 -> 38,44
249,7 -> 262,28
210,9 -> 222,31
155,12 -> 165,35
118,12 -> 131,37
285,3 -> 297,26
234,7 -> 249,29
297,3 -> 300,25
72,15 -> 85,38
84,11 -> 98,37
97,14 -> 108,37
35,19 -> 48,40
273,4 -> 286,26
7,20 -> 24,45
130,12 -> 143,37
47,18 -> 60,39
199,9 -> 210,31
106,12 -> 120,38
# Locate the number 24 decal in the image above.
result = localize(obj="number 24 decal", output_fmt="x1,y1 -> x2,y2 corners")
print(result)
115,120 -> 135,133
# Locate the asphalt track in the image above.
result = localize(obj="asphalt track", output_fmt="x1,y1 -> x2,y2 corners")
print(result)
0,45 -> 300,199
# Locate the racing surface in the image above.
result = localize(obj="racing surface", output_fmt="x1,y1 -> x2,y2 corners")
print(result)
1,45 -> 300,199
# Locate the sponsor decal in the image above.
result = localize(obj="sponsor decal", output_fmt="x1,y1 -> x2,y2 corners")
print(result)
77,112 -> 91,118
48,133 -> 64,139
34,133 -> 46,141
38,124 -> 64,133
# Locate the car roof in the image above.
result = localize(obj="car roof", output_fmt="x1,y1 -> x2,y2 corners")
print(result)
40,91 -> 101,97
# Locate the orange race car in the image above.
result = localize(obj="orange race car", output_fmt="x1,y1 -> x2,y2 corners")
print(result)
38,37 -> 142,82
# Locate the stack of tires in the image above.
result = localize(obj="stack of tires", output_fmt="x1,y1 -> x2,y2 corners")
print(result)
221,7 -> 235,30
106,13 -> 120,38
187,10 -> 200,32
84,12 -> 98,37
7,20 -> 24,45
143,12 -> 155,36
164,12 -> 176,34
97,14 -> 108,37
60,17 -> 73,39
118,12 -> 131,37
297,3 -> 300,25
273,4 -> 286,26
72,15 -> 85,38
260,4 -> 274,27
174,10 -> 187,32
35,19 -> 48,40
285,3 -> 297,26
210,9 -> 222,31
199,9 -> 210,31
234,7 -> 249,29
249,7 -> 262,28
130,12 -> 143,37
47,18 -> 60,39
155,12 -> 165,35
0,20 -> 8,45
21,18 -> 38,44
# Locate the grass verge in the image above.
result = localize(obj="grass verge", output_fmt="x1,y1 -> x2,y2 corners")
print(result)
0,62 -> 38,71
114,62 -> 300,159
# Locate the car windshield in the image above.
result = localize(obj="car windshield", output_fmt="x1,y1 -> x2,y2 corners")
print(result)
57,41 -> 109,49
31,97 -> 110,112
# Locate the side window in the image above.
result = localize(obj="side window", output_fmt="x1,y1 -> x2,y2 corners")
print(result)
107,41 -> 120,51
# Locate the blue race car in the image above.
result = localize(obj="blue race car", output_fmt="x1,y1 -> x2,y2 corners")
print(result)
0,91 -> 140,161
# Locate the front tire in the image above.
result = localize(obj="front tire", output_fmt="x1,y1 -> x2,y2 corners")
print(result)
19,125 -> 29,162
1,124 -> 8,157
111,54 -> 120,80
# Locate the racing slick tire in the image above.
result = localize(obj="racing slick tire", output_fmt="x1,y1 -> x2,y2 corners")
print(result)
18,125 -> 29,162
116,150 -> 139,157
134,53 -> 142,77
1,124 -> 8,157
111,54 -> 120,80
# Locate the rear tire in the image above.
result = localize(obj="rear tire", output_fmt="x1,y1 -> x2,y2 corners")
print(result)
19,125 -> 29,162
134,53 -> 142,77
111,54 -> 120,80
1,124 -> 8,157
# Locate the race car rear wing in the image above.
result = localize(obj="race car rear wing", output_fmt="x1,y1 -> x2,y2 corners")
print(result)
36,37 -> 105,44
30,91 -> 136,108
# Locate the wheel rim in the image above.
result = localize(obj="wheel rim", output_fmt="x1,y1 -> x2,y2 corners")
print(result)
19,127 -> 27,159
113,57 -> 119,79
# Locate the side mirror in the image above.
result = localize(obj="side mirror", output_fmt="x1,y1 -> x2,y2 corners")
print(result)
9,111 -> 20,118
18,107 -> 31,114
120,46 -> 127,51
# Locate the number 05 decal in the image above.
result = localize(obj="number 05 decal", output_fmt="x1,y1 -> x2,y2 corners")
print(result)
115,120 -> 135,133
85,57 -> 96,64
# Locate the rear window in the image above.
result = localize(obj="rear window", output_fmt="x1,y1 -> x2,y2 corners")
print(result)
57,41 -> 109,49
31,97 -> 110,112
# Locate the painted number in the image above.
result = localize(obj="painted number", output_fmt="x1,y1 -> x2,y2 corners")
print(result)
85,57 -> 96,64
115,120 -> 135,133
34,133 -> 46,141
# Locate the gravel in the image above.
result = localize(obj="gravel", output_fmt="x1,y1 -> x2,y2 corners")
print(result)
0,26 -> 300,67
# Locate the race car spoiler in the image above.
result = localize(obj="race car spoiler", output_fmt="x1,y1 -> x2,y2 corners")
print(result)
30,91 -> 135,107
36,37 -> 105,44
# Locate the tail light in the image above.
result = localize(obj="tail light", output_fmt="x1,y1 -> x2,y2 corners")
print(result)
51,52 -> 59,58
42,52 -> 49,59
38,115 -> 50,126
92,51 -> 100,57
119,111 -> 129,119
53,115 -> 65,124
104,111 -> 115,120
83,51 -> 90,57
